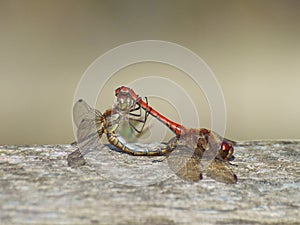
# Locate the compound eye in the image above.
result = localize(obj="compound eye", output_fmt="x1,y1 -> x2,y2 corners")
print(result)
220,141 -> 234,160
115,88 -> 120,96
221,142 -> 230,151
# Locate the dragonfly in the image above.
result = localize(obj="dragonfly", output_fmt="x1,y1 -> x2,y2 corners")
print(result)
73,94 -> 175,157
114,86 -> 238,183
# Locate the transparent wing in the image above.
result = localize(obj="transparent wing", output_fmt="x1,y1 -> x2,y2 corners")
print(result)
167,145 -> 202,182
205,158 -> 237,184
76,117 -> 103,155
166,130 -> 237,183
172,129 -> 221,169
73,99 -> 104,155
73,99 -> 102,127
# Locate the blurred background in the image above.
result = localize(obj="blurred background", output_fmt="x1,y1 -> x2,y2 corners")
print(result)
0,0 -> 299,144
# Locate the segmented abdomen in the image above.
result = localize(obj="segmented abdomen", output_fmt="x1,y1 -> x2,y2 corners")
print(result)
106,132 -> 174,156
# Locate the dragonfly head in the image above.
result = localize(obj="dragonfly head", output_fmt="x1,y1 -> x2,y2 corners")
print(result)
114,86 -> 136,112
219,141 -> 234,161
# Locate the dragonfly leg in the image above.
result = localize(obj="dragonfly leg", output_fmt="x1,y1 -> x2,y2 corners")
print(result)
129,102 -> 142,116
128,97 -> 150,134
128,111 -> 150,134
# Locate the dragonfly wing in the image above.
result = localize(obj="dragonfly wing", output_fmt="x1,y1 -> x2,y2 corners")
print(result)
205,158 -> 237,184
167,145 -> 203,182
206,131 -> 223,156
73,99 -> 104,155
209,131 -> 236,145
73,99 -> 102,128
76,118 -> 102,155
223,137 -> 237,145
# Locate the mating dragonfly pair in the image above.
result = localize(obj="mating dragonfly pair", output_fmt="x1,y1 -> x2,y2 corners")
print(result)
73,86 -> 237,184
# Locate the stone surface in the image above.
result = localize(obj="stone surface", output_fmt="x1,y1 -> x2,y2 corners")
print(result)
0,141 -> 299,224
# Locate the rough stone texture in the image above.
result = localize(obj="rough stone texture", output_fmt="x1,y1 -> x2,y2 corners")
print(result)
0,141 -> 299,225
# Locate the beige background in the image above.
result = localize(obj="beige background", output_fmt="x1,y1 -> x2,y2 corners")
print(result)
0,0 -> 299,144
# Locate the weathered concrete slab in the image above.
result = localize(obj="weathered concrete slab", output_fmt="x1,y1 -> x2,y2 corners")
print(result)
0,141 -> 299,224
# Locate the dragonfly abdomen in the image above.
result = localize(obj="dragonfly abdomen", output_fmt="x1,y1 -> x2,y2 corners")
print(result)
106,132 -> 173,156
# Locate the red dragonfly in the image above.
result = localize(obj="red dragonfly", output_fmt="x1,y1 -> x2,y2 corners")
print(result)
115,86 -> 237,183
